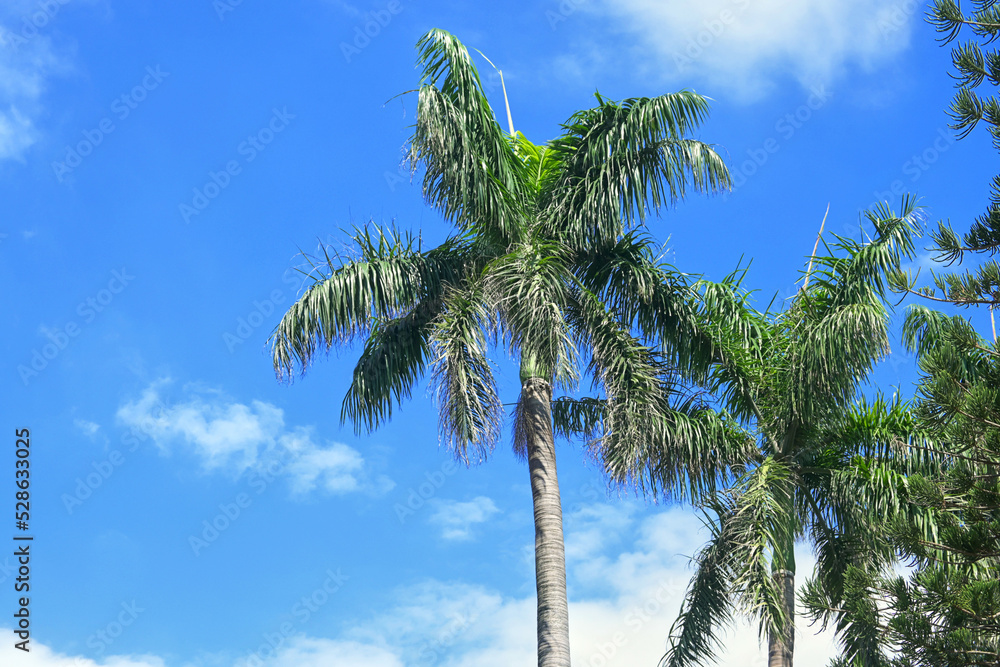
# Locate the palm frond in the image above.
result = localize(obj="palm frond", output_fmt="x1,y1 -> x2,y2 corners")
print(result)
428,282 -> 503,463
410,29 -> 529,243
661,498 -> 740,667
727,458 -> 795,643
485,237 -> 579,386
270,225 -> 470,380
341,299 -> 439,432
544,92 -> 730,249
779,198 -> 922,422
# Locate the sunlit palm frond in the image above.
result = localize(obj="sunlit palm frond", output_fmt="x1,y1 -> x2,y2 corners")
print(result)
784,300 -> 890,423
544,92 -> 730,249
410,29 -> 528,243
727,459 -> 795,643
270,225 -> 467,379
485,237 -> 578,386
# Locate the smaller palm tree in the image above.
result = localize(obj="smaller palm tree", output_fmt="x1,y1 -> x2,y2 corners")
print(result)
603,200 -> 927,667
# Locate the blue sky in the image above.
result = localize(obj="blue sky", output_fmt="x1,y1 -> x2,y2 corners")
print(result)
2,1 -> 995,666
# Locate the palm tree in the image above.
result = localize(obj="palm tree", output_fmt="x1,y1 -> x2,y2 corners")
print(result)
797,305 -> 1000,667
620,200 -> 924,667
269,29 -> 732,667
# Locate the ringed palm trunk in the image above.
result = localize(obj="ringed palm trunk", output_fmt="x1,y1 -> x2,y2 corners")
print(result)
520,367 -> 571,667
768,509 -> 796,667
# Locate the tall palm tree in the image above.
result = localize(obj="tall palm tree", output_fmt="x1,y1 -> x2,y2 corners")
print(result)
603,200 -> 923,667
269,29 -> 733,667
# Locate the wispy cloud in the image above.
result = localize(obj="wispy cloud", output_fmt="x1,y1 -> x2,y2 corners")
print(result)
429,496 -> 500,541
0,36 -> 53,160
0,0 -> 110,162
0,2 -> 66,161
115,379 -> 393,497
73,418 -> 100,437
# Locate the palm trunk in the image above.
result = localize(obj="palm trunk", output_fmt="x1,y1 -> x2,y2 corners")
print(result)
521,375 -> 571,667
768,520 -> 796,667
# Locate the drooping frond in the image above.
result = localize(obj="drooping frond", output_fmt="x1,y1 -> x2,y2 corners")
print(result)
903,304 -> 990,374
664,461 -> 792,667
270,225 -> 470,380
410,29 -> 528,243
607,396 -> 755,502
550,397 -> 606,442
570,290 -> 732,498
727,458 -> 795,642
341,299 -> 439,433
783,299 -> 890,423
575,232 -> 712,377
523,262 -> 753,500
485,236 -> 578,386
428,282 -> 503,463
661,499 -> 740,667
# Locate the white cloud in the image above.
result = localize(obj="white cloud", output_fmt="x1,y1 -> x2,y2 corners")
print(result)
0,0 -> 111,162
0,630 -> 164,667
0,103 -> 37,160
1,505 -> 842,666
564,502 -> 635,562
429,496 -> 500,541
0,4 -> 64,161
74,418 -> 101,437
115,379 -> 391,496
344,506 -> 839,666
254,638 -> 403,667
583,0 -> 917,100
